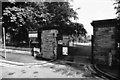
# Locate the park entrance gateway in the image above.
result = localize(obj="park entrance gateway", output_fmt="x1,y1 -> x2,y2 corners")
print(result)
38,26 -> 75,60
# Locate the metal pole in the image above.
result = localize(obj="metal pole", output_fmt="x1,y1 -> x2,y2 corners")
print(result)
3,27 -> 6,59
91,35 -> 94,64
29,39 -> 31,48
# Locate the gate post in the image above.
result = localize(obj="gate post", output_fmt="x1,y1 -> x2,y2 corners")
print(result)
39,28 -> 58,60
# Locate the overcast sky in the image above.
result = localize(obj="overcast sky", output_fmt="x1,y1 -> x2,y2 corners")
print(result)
71,0 -> 116,35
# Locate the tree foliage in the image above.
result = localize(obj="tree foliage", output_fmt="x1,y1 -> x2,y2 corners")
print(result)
114,0 -> 120,19
70,22 -> 87,36
2,2 -> 47,31
2,1 -> 87,43
44,2 -> 78,26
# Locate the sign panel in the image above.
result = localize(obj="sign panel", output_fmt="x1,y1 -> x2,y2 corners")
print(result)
29,33 -> 37,38
63,47 -> 68,55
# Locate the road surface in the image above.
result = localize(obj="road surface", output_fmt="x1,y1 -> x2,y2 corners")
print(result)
0,51 -> 103,79
0,60 -> 104,79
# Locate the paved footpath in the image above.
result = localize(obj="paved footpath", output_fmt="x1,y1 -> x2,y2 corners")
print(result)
0,59 -> 106,79
0,48 -> 31,55
0,47 -> 106,79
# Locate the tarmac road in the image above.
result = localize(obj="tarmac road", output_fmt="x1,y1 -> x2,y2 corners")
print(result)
0,51 -> 103,79
0,45 -> 106,79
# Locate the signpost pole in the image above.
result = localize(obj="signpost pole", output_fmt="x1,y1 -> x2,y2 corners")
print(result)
3,27 -> 6,59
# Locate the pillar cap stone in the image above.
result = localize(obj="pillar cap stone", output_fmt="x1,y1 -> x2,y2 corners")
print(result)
91,18 -> 120,28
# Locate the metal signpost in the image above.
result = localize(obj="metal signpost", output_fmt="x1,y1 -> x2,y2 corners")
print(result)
3,27 -> 6,59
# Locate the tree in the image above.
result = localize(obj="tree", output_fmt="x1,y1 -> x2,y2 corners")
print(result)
2,2 -> 47,31
44,2 -> 78,25
2,2 -> 29,43
2,1 -> 87,44
70,22 -> 87,36
2,1 -> 48,43
114,0 -> 120,19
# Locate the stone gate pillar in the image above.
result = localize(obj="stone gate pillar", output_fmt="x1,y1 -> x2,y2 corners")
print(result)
38,27 -> 58,60
91,19 -> 120,66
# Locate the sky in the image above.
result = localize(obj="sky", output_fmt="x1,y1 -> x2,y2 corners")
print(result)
71,0 -> 117,35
